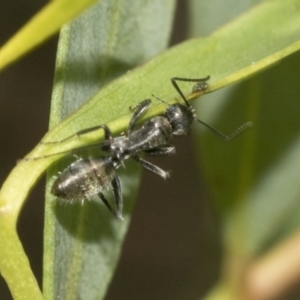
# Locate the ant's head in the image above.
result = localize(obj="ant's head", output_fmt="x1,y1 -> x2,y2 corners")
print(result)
164,103 -> 194,135
152,76 -> 210,136
152,94 -> 195,136
165,76 -> 210,135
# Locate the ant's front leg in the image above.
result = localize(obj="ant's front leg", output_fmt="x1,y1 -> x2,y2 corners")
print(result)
128,99 -> 152,135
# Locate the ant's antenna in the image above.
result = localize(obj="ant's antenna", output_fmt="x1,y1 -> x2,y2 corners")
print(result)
152,76 -> 210,108
151,94 -> 170,106
171,76 -> 210,107
170,76 -> 252,141
195,118 -> 253,141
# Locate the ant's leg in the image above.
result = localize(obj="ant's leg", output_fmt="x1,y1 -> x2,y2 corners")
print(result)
98,192 -> 121,220
21,142 -> 105,162
195,118 -> 253,141
171,76 -> 210,106
144,146 -> 176,156
131,155 -> 170,179
22,125 -> 114,162
111,175 -> 123,220
43,124 -> 113,144
76,124 -> 114,140
128,99 -> 152,135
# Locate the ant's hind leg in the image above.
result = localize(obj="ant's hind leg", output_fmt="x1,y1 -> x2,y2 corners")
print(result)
131,155 -> 170,180
128,99 -> 152,135
111,175 -> 123,220
21,125 -> 114,162
98,192 -> 122,220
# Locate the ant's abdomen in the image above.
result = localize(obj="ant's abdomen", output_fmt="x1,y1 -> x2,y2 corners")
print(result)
51,157 -> 115,202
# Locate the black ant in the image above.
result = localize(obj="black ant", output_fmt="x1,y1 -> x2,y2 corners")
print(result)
24,76 -> 252,219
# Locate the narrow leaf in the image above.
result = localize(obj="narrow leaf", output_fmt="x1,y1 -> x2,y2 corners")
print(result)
0,0 -> 97,71
44,1 -> 176,300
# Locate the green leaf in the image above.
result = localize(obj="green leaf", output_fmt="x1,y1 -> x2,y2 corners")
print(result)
0,0 -> 97,71
43,1 -> 176,300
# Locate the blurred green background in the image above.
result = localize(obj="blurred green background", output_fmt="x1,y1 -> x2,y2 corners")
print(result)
1,1 -> 300,300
